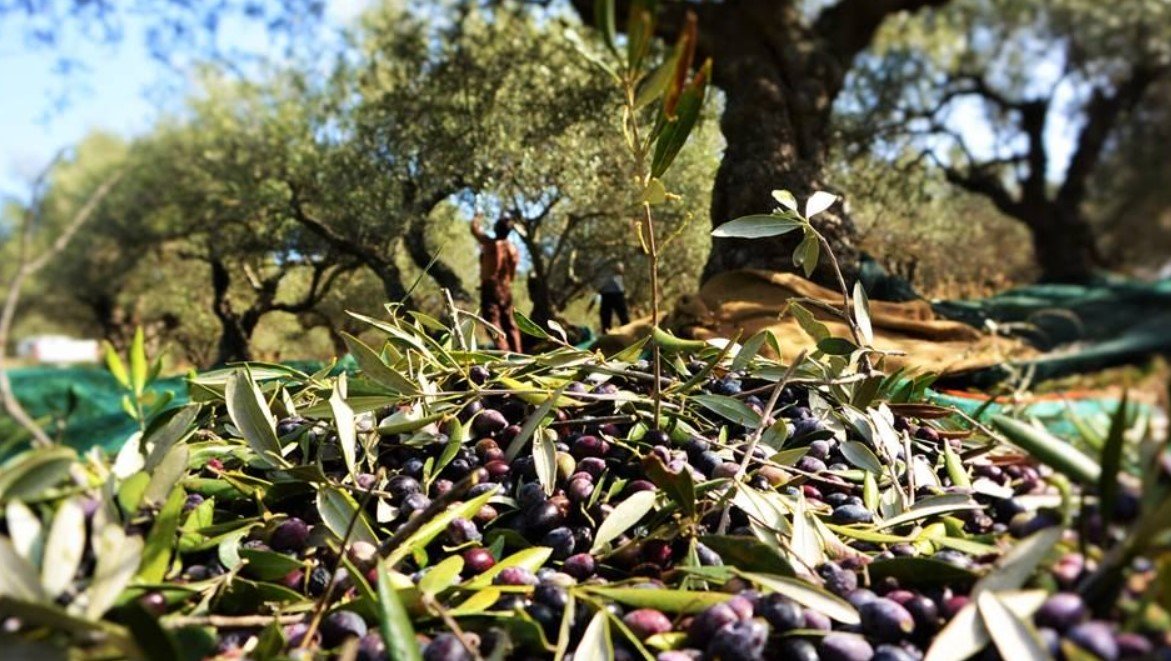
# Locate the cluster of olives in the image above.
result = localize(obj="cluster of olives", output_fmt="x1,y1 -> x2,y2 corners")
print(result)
12,358 -> 1164,661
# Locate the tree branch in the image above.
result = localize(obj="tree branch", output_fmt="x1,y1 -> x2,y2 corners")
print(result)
0,170 -> 123,448
931,153 -> 1022,220
270,261 -> 360,314
1019,99 -> 1050,205
1058,62 -> 1170,207
816,0 -> 951,66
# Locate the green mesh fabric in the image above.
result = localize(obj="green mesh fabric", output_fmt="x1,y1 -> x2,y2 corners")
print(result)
0,359 -> 347,458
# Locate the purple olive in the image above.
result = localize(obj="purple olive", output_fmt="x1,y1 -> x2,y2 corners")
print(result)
567,477 -> 594,502
576,457 -> 607,479
903,595 -> 940,634
818,562 -> 858,597
860,598 -> 916,642
542,527 -> 577,560
572,435 -> 610,459
707,619 -> 767,660
356,631 -> 388,661
446,518 -> 482,545
284,622 -> 316,647
493,567 -> 539,587
914,426 -> 940,442
527,501 -> 564,532
462,548 -> 495,575
873,644 -> 917,661
657,652 -> 702,661
1066,621 -> 1119,661
804,609 -> 833,631
268,562 -> 300,590
797,456 -> 829,473
534,583 -> 570,610
423,632 -> 473,661
778,639 -> 820,661
1034,593 -> 1088,632
758,594 -> 803,632
1114,632 -> 1153,658
320,610 -> 368,648
563,553 -> 596,579
847,589 -> 880,609
468,365 -> 490,384
401,493 -> 431,518
473,409 -> 509,436
833,504 -> 874,524
623,609 -> 673,640
387,475 -> 422,504
138,592 -> 167,616
624,479 -> 657,496
688,602 -> 741,642
819,633 -> 875,661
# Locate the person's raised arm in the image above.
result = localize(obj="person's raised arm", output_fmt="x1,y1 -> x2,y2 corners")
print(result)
470,214 -> 490,244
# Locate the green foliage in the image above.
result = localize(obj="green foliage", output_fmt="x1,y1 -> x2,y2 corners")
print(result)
0,304 -> 1165,657
6,2 -> 719,363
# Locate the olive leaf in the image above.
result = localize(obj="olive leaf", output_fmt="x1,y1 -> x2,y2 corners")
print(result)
642,453 -> 696,517
924,590 -> 1048,661
738,571 -> 860,625
418,556 -> 464,596
804,191 -> 838,218
1098,393 -> 1129,530
977,591 -> 1051,661
466,547 -> 553,589
575,610 -> 614,661
0,447 -> 76,503
316,486 -> 378,546
329,379 -> 358,479
378,559 -> 424,661
992,416 -> 1101,486
139,487 -> 186,583
692,394 -> 762,428
505,385 -> 565,461
973,527 -> 1062,597
852,282 -> 874,346
0,537 -> 47,601
591,490 -> 658,553
41,497 -> 87,599
731,330 -> 770,372
87,525 -> 144,619
224,370 -> 287,469
533,428 -> 558,497
839,441 -> 884,475
5,501 -> 44,566
514,309 -> 550,339
584,587 -> 730,614
711,214 -> 803,240
341,332 -> 418,395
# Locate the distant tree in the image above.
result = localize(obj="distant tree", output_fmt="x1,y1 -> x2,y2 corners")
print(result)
146,78 -> 362,364
850,0 -> 1171,282
564,0 -> 952,287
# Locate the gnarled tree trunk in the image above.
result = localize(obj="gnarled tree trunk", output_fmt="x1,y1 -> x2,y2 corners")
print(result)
702,6 -> 858,284
570,0 -> 949,289
209,258 -> 255,365
1029,205 -> 1100,284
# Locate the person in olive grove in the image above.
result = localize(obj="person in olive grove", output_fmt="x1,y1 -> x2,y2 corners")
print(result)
591,261 -> 630,333
471,212 -> 523,352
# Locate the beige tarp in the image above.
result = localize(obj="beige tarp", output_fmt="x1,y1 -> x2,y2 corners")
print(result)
597,270 -> 1032,374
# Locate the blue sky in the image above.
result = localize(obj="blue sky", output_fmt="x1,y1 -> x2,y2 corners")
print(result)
1,1 -> 1082,203
0,0 -> 371,201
